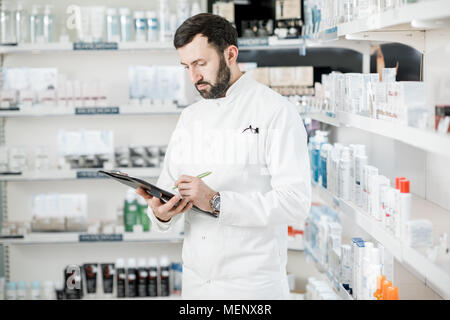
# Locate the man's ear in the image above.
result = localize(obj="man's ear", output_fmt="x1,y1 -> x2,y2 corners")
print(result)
224,45 -> 239,65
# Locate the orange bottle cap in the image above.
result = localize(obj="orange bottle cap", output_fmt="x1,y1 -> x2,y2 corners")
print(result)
395,177 -> 406,190
400,180 -> 410,193
382,280 -> 392,299
386,286 -> 399,300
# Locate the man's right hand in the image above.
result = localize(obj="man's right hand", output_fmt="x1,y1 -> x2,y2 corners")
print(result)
136,187 -> 193,222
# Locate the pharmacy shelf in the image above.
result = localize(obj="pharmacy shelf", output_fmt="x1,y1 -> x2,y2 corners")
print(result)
0,38 -> 309,54
305,111 -> 450,158
338,0 -> 450,36
0,232 -> 183,245
313,183 -> 450,300
0,105 -> 183,117
0,41 -> 175,54
308,0 -> 450,49
0,167 -> 161,182
302,111 -> 341,127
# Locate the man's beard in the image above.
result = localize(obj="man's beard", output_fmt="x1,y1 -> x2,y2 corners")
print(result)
195,55 -> 231,99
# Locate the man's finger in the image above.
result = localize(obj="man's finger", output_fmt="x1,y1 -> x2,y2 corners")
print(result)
172,197 -> 190,214
161,194 -> 181,211
136,187 -> 153,200
175,175 -> 194,188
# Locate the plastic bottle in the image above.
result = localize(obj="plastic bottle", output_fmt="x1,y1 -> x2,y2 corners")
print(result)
137,258 -> 148,297
399,179 -> 411,243
134,11 -> 147,42
381,279 -> 392,300
158,0 -> 170,42
124,189 -> 138,232
137,196 -> 151,232
386,286 -> 399,300
0,1 -> 16,44
6,282 -> 16,300
171,263 -> 182,295
43,4 -> 54,43
119,7 -> 132,42
160,256 -> 170,296
373,274 -> 386,300
339,147 -> 351,201
147,257 -> 158,297
146,11 -> 159,42
16,281 -> 27,300
15,2 -> 28,43
30,281 -> 41,300
191,1 -> 202,16
106,8 -> 120,42
394,177 -> 406,239
176,0 -> 190,28
127,258 -> 138,297
115,258 -> 126,298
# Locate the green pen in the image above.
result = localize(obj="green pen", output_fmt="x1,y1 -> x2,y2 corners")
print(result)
172,171 -> 212,189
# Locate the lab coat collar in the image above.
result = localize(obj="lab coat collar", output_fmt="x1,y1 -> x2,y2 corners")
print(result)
211,71 -> 252,106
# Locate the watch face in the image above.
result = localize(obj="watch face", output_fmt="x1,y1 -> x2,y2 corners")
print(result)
213,196 -> 220,211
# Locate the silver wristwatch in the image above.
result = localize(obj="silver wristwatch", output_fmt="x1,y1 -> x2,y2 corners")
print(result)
210,192 -> 220,217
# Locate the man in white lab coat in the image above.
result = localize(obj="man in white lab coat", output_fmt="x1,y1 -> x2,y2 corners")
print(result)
137,13 -> 311,300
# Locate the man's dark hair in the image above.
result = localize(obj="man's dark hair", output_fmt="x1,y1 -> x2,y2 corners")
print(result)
174,13 -> 238,53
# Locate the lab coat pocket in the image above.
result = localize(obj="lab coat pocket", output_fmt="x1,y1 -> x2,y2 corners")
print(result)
233,131 -> 263,171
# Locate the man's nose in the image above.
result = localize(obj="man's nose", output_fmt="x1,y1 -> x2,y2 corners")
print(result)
188,68 -> 202,84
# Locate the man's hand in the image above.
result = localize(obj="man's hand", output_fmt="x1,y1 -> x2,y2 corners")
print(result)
136,187 -> 193,222
174,175 -> 217,212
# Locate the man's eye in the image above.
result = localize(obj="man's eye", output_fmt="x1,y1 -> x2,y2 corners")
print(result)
184,65 -> 189,70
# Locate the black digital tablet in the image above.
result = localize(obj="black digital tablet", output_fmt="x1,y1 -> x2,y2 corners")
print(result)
98,170 -> 216,218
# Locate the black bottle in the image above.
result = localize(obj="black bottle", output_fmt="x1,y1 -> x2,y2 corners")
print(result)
116,258 -> 126,298
137,258 -> 148,297
147,257 -> 158,297
127,258 -> 138,297
160,256 -> 170,297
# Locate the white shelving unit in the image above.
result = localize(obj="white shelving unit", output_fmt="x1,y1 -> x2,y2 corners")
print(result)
303,1 -> 450,300
313,183 -> 450,300
304,111 -> 450,158
309,0 -> 450,52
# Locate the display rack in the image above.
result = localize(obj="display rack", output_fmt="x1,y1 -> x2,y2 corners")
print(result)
308,0 -> 450,52
313,183 -> 450,300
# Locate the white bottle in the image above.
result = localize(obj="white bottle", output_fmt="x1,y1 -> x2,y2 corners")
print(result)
191,1 -> 202,16
43,281 -> 55,300
16,281 -> 27,300
355,154 -> 368,207
6,282 -> 16,300
339,147 -> 351,201
399,179 -> 411,243
146,11 -> 159,42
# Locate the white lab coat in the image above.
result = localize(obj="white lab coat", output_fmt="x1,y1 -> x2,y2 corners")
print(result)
148,71 -> 311,299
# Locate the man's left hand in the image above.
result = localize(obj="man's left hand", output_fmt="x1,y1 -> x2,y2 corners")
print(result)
175,174 -> 217,212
